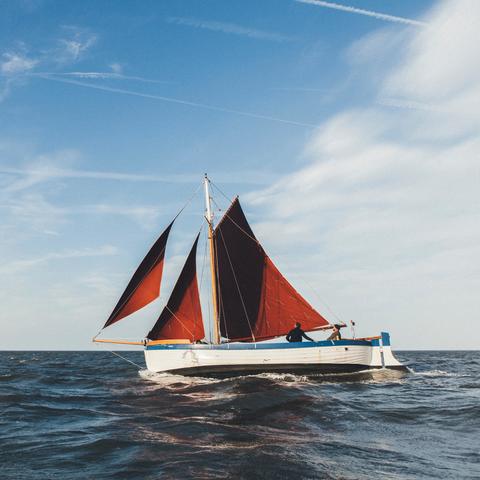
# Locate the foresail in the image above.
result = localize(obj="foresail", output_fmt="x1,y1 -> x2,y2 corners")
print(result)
103,221 -> 174,329
147,234 -> 204,341
214,198 -> 329,341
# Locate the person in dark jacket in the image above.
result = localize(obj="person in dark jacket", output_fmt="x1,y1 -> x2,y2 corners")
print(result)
286,322 -> 315,342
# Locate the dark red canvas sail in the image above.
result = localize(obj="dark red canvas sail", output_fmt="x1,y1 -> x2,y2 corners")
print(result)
147,234 -> 204,341
214,198 -> 329,341
103,221 -> 174,329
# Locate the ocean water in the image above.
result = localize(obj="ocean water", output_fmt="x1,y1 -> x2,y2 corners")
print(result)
0,351 -> 478,479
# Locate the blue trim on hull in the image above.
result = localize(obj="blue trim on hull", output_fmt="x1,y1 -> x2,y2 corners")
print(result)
146,338 -> 378,351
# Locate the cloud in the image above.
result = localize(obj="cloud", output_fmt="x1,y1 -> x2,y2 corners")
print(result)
248,0 -> 480,349
0,147 -> 280,245
295,0 -> 427,27
1,52 -> 38,75
0,51 -> 39,100
109,62 -> 123,74
0,26 -> 98,101
167,16 -> 293,42
56,26 -> 97,63
73,204 -> 165,226
0,245 -> 119,274
0,79 -> 14,102
382,1 -> 480,105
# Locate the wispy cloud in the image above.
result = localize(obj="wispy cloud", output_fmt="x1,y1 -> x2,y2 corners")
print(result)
109,62 -> 123,74
295,0 -> 427,27
75,204 -> 163,225
0,245 -> 119,274
0,25 -> 98,102
0,78 -> 15,102
167,16 -> 293,42
1,52 -> 38,75
56,25 -> 97,63
35,75 -> 316,128
0,51 -> 38,100
0,153 -> 279,238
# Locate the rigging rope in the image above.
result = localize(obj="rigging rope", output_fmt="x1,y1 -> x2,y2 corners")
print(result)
210,182 -> 345,326
94,342 -> 144,369
210,180 -> 233,205
164,305 -> 195,339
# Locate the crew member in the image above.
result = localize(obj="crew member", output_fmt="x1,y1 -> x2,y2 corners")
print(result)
286,322 -> 315,342
327,324 -> 343,341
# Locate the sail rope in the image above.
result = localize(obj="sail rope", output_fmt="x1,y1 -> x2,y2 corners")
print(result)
217,227 -> 256,342
288,271 -> 344,324
94,342 -> 144,369
163,305 -> 195,340
210,182 -> 345,326
210,180 -> 234,206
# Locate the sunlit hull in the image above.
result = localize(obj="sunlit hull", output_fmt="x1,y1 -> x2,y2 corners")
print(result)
144,332 -> 405,377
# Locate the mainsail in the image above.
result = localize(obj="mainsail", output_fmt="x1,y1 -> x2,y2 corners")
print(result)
147,234 -> 204,341
103,221 -> 174,328
214,198 -> 329,341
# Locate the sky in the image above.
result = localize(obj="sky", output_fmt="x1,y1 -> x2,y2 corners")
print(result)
1,0 -> 478,350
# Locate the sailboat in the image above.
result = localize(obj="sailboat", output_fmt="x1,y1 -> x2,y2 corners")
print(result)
93,175 -> 405,376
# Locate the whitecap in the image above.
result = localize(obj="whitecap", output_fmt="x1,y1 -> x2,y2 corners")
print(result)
138,369 -> 222,387
410,369 -> 467,377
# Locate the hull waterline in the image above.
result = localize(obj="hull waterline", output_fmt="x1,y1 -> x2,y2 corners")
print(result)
144,332 -> 406,378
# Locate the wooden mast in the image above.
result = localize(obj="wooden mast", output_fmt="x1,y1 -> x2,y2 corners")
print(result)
204,174 -> 220,344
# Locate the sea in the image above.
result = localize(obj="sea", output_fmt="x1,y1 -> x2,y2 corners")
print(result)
0,350 -> 478,480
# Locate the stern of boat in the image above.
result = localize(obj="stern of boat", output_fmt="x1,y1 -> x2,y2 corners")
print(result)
369,332 -> 405,370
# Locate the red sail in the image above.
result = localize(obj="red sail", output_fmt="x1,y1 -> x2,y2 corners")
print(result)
214,198 -> 329,341
147,234 -> 204,341
103,221 -> 174,328
254,257 -> 329,340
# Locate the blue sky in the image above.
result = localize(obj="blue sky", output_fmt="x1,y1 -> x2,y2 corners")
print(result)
1,0 -> 479,350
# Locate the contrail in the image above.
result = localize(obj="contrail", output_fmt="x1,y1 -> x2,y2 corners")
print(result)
32,71 -> 171,84
295,0 -> 427,27
377,97 -> 443,112
0,166 -> 279,185
167,16 -> 293,42
36,75 -> 316,128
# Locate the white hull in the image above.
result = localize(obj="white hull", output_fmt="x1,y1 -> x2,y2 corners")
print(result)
144,332 -> 404,377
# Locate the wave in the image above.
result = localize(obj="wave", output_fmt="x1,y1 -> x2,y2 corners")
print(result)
409,368 -> 468,377
2,350 -> 479,480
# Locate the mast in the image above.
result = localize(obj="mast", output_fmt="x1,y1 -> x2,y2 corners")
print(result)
204,174 -> 220,344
